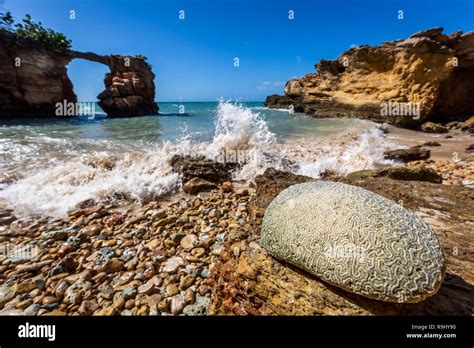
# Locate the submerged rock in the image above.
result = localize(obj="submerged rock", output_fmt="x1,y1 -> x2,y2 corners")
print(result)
261,181 -> 445,303
0,30 -> 158,118
384,147 -> 430,162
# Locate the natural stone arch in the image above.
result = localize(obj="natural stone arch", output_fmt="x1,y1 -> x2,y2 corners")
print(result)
67,51 -> 159,117
0,29 -> 158,118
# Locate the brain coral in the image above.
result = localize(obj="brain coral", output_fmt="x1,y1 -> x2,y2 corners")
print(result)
261,181 -> 445,303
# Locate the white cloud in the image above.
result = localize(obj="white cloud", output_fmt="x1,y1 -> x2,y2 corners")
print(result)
256,81 -> 285,90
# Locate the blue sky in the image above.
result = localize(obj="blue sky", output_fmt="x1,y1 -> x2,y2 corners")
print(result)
3,0 -> 473,101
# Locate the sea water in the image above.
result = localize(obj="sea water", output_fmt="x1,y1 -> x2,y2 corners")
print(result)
0,101 -> 397,217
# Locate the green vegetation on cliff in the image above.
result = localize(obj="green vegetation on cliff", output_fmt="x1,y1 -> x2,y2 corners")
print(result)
0,11 -> 71,52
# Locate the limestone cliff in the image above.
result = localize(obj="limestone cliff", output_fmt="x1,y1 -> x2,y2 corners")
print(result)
265,28 -> 474,128
0,30 -> 76,117
0,29 -> 158,117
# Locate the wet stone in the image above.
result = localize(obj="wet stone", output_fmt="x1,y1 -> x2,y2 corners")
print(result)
170,294 -> 186,315
180,234 -> 198,250
182,295 -> 211,316
99,258 -> 124,273
162,256 -> 185,274
122,287 -> 138,300
179,275 -> 194,290
165,284 -> 179,297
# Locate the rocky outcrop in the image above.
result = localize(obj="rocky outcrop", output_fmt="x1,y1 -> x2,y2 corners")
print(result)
210,169 -> 474,315
170,155 -> 239,184
0,29 -> 158,117
383,147 -> 430,162
95,54 -> 158,117
346,166 -> 443,183
0,30 -> 76,117
421,122 -> 448,133
265,28 -> 474,128
461,116 -> 474,132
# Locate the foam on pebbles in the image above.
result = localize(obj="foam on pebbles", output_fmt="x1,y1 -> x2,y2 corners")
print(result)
0,180 -> 249,316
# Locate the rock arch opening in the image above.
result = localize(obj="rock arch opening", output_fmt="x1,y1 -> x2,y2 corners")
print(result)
66,58 -> 110,115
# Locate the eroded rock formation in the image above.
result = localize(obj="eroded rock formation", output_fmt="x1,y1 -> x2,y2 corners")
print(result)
97,54 -> 158,117
0,29 -> 158,117
0,30 -> 76,117
265,28 -> 474,128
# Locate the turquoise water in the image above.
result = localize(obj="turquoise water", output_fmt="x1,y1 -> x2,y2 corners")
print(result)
0,101 -> 380,216
0,102 -> 360,143
0,102 -> 362,176
157,102 -> 361,141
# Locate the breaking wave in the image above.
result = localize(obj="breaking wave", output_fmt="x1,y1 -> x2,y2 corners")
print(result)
0,101 -> 398,217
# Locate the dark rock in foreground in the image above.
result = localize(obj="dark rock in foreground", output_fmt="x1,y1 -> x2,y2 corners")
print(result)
210,168 -> 473,315
170,155 -> 238,183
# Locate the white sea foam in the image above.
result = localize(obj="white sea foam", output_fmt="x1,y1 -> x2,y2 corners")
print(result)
0,149 -> 181,217
0,101 -> 398,217
292,127 -> 398,178
205,101 -> 277,157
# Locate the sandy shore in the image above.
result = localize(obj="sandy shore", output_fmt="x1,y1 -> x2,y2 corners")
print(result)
385,126 -> 474,187
386,126 -> 474,162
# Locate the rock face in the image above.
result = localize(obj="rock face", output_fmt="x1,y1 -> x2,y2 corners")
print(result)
0,30 -> 76,117
95,54 -> 158,117
0,30 -> 158,117
260,181 -> 445,303
265,28 -> 474,128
